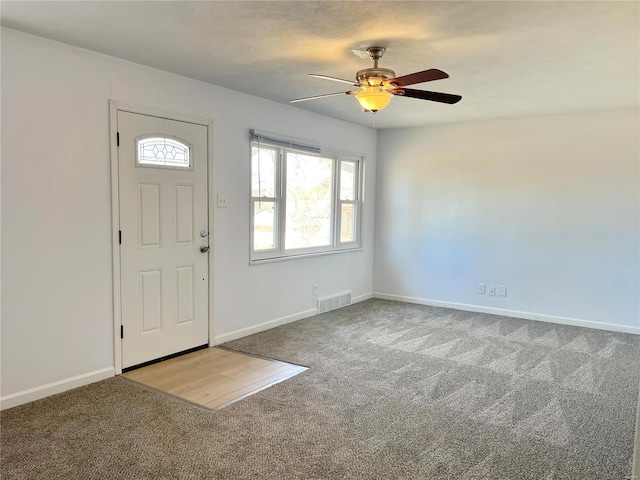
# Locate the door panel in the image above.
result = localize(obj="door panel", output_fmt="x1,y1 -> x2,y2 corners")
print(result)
140,269 -> 163,333
175,185 -> 194,245
176,265 -> 195,325
118,111 -> 209,368
138,183 -> 161,247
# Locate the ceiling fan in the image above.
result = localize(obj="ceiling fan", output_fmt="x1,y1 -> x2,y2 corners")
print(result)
290,46 -> 462,113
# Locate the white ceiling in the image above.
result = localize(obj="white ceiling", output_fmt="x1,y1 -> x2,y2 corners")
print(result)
2,1 -> 638,129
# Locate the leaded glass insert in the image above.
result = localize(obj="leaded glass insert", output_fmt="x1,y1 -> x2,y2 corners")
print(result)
137,136 -> 191,168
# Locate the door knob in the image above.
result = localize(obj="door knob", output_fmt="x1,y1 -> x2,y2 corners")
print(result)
200,245 -> 210,253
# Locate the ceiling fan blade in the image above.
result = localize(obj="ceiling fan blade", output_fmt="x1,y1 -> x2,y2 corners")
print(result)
386,69 -> 449,87
289,91 -> 357,103
308,74 -> 358,86
394,88 -> 462,104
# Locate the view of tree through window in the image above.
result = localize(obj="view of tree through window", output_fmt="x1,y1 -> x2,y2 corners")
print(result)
250,141 -> 362,261
285,153 -> 332,249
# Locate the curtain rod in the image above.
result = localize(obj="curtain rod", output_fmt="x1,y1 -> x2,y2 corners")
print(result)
250,129 -> 321,155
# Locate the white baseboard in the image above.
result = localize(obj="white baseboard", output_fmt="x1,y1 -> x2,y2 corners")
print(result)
373,292 -> 640,335
214,308 -> 318,344
0,367 -> 115,411
214,291 -> 374,344
352,292 -> 374,304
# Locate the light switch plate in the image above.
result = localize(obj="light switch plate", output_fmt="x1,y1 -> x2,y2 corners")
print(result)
217,193 -> 228,208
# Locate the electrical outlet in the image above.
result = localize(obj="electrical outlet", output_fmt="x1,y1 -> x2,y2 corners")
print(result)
477,283 -> 486,294
217,193 -> 228,208
312,284 -> 318,296
499,285 -> 507,297
488,286 -> 496,296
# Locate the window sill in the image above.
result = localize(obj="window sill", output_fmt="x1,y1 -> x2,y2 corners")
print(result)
250,246 -> 363,265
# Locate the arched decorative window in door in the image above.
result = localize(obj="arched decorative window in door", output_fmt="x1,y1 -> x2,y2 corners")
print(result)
136,135 -> 192,169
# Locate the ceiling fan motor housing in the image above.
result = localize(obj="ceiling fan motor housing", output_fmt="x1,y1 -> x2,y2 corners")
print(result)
356,68 -> 396,86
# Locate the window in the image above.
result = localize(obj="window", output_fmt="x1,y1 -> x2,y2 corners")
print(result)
136,135 -> 192,169
251,140 -> 363,262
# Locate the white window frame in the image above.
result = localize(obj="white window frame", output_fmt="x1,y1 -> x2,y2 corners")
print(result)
250,142 -> 363,263
336,158 -> 361,248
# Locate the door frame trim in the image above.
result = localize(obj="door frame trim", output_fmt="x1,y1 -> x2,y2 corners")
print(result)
109,100 -> 215,375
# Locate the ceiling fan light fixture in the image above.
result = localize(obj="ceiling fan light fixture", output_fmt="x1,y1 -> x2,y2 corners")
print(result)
355,86 -> 393,112
292,46 -> 461,111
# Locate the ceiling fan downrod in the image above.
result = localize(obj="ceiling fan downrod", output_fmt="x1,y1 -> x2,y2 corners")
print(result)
367,46 -> 386,69
357,46 -> 395,86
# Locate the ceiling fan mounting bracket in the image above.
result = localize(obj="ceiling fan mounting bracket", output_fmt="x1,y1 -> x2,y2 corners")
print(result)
367,46 -> 386,60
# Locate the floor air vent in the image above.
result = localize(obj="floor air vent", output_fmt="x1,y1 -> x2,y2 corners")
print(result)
317,291 -> 352,314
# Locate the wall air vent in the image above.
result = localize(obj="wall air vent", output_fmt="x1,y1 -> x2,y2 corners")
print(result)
317,291 -> 352,314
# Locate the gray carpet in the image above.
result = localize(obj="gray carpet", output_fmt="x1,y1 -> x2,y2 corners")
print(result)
2,299 -> 639,479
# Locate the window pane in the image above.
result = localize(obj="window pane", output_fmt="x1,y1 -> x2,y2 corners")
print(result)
251,146 -> 277,198
137,137 -> 191,168
285,153 -> 333,249
340,161 -> 356,200
340,203 -> 355,243
253,201 -> 276,250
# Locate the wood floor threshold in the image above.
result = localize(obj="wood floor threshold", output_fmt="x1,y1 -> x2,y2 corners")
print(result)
122,347 -> 308,410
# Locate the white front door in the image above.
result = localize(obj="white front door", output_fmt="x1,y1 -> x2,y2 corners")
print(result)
118,111 -> 209,368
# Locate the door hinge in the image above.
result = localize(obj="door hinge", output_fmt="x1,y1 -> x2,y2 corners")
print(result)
119,230 -> 122,245
121,325 -> 124,339
116,132 -> 120,147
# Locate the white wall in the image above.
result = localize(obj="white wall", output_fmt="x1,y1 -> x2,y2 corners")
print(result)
1,29 -> 376,403
3,27 -> 638,409
374,110 -> 640,332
